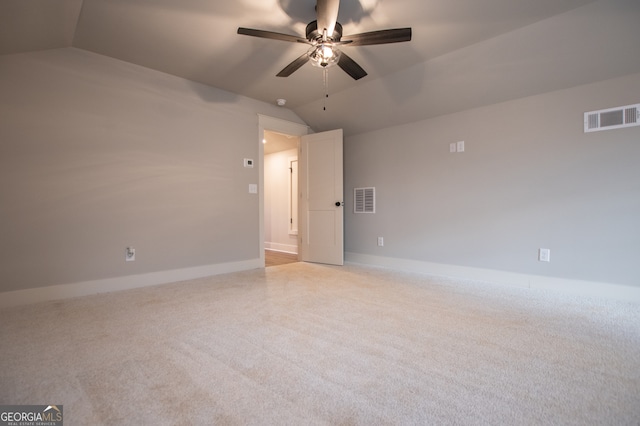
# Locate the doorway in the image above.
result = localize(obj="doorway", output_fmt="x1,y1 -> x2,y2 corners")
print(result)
263,130 -> 300,265
257,115 -> 309,267
257,116 -> 343,267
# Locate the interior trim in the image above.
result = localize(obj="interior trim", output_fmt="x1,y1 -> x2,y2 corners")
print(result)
345,252 -> 640,303
0,259 -> 262,308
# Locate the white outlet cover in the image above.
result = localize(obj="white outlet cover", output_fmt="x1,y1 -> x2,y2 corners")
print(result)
126,247 -> 135,262
249,184 -> 258,194
538,248 -> 550,262
449,142 -> 456,153
456,141 -> 465,152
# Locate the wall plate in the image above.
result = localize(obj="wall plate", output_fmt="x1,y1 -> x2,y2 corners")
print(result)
538,248 -> 550,262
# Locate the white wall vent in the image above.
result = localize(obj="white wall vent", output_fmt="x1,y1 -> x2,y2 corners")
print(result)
354,187 -> 375,213
584,103 -> 640,132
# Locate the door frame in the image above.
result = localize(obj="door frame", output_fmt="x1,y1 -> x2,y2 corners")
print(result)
258,115 -> 310,267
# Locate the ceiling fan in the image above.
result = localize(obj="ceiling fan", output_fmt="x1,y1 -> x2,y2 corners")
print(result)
237,0 -> 412,81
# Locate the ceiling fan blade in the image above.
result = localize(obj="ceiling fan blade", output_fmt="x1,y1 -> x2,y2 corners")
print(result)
337,52 -> 367,80
237,27 -> 309,44
343,28 -> 412,46
276,52 -> 311,77
316,0 -> 340,39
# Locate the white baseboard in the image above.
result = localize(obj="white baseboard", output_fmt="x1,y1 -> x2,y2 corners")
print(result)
0,258 -> 262,309
265,242 -> 298,254
6,254 -> 637,308
345,252 -> 640,303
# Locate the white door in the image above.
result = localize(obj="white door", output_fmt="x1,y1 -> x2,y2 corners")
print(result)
299,129 -> 344,265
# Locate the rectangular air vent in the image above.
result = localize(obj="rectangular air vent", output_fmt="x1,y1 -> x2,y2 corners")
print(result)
354,187 -> 375,214
584,103 -> 639,132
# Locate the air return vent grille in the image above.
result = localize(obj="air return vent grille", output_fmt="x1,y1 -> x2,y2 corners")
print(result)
584,103 -> 639,132
354,187 -> 375,213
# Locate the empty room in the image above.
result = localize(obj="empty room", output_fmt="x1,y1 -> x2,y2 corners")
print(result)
1,0 -> 639,424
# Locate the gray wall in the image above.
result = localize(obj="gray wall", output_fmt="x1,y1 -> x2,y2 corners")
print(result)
0,48 -> 304,293
345,73 -> 640,287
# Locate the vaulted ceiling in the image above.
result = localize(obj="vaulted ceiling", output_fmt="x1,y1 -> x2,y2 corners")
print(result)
2,0 -> 639,136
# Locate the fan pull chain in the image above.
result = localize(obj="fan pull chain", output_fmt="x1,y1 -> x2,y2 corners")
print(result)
323,68 -> 330,111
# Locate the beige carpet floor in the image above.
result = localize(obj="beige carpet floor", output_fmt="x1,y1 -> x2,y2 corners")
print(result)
1,263 -> 639,425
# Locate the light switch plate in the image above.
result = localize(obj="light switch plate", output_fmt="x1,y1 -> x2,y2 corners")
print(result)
456,141 -> 465,152
450,142 -> 457,153
249,184 -> 257,194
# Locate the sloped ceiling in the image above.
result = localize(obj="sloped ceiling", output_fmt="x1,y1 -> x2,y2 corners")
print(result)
2,0 -> 639,136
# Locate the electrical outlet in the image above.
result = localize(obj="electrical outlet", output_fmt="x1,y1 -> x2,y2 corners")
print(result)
126,247 -> 136,262
538,248 -> 550,262
449,142 -> 457,153
456,141 -> 465,152
377,237 -> 384,247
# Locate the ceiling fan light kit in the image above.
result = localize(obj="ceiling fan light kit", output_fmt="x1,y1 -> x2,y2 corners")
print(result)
309,43 -> 340,69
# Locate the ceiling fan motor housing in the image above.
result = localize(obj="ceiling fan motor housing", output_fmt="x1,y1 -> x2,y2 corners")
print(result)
306,20 -> 343,42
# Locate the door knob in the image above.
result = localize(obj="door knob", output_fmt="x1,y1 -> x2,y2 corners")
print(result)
335,201 -> 343,207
